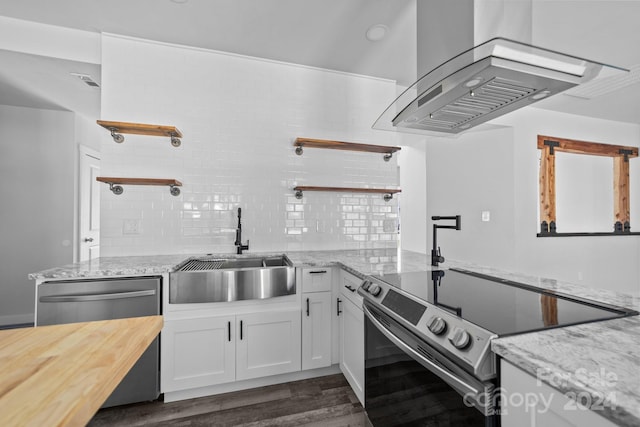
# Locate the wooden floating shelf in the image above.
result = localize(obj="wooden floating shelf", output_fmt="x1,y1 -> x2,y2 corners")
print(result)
293,186 -> 401,201
97,177 -> 182,196
97,120 -> 183,147
294,137 -> 401,161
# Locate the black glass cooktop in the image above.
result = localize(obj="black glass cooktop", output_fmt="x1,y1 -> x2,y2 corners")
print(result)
373,269 -> 636,336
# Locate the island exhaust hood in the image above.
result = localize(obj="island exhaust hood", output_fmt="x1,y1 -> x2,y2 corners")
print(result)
373,37 -> 627,136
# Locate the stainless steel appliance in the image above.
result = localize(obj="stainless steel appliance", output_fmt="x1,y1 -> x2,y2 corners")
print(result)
36,276 -> 161,408
359,268 -> 637,426
169,255 -> 295,304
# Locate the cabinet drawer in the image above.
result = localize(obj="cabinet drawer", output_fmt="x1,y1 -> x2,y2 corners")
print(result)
339,269 -> 363,308
301,267 -> 333,293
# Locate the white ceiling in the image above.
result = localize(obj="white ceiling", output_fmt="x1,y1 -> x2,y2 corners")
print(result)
0,0 -> 639,126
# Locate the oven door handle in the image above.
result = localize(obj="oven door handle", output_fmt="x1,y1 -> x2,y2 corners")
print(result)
364,304 -> 483,399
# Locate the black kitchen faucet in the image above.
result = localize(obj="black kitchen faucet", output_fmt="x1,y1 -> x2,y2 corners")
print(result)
234,207 -> 249,254
431,215 -> 461,267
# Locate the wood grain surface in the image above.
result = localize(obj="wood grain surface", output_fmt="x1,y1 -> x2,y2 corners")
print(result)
294,137 -> 401,154
97,121 -> 182,138
96,177 -> 182,187
0,316 -> 163,427
89,373 -> 365,427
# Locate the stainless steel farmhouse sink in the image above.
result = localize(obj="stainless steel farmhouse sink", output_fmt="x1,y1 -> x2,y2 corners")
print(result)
169,255 -> 295,303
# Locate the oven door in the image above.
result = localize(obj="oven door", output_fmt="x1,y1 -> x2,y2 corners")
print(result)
364,303 -> 498,427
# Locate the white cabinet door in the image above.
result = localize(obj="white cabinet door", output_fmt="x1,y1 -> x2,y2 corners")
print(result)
301,267 -> 333,293
236,309 -> 301,381
501,360 -> 617,427
302,292 -> 332,370
340,296 -> 364,405
339,269 -> 363,308
161,316 -> 235,392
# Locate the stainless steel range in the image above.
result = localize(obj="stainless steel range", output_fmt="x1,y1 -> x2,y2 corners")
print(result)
359,268 -> 637,426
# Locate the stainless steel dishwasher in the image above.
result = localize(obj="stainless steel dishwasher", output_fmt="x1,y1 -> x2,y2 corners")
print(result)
36,276 -> 161,408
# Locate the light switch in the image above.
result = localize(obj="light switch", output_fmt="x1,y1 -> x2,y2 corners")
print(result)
481,211 -> 491,222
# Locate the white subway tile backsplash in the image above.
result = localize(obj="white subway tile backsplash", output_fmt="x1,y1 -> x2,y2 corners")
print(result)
100,35 -> 400,255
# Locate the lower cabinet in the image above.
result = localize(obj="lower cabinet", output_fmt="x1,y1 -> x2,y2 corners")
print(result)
339,288 -> 365,405
301,292 -> 332,370
161,316 -> 235,392
500,359 -> 617,427
162,309 -> 301,392
236,310 -> 302,381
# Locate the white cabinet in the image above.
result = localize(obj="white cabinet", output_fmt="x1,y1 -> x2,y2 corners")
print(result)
162,309 -> 301,392
300,267 -> 333,370
301,267 -> 332,292
161,316 -> 235,392
339,269 -> 365,405
302,292 -> 332,370
236,310 -> 301,381
501,360 -> 617,427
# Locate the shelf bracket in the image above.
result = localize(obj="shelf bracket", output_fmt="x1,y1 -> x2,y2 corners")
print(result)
383,153 -> 393,162
295,189 -> 304,199
295,146 -> 303,156
383,193 -> 393,202
170,132 -> 181,147
108,128 -> 125,143
108,183 -> 124,195
169,185 -> 181,196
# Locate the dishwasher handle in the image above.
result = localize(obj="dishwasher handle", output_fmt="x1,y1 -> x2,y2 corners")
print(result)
39,289 -> 156,303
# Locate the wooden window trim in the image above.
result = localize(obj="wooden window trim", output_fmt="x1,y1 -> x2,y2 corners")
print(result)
537,135 -> 639,237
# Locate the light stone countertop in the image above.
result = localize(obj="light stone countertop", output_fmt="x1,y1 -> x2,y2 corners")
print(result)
29,250 -> 639,426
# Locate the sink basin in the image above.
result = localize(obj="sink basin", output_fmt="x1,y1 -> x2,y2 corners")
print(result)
219,255 -> 291,269
169,255 -> 295,303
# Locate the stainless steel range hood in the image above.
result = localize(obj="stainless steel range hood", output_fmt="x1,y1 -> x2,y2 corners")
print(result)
373,37 -> 627,136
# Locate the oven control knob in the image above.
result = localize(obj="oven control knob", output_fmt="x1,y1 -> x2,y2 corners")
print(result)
368,283 -> 382,297
426,316 -> 447,335
361,281 -> 371,291
448,327 -> 471,350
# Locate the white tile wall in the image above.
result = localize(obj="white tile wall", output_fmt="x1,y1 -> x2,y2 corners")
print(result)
100,35 -> 400,255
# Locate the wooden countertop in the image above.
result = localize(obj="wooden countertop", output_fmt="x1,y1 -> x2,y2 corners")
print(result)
0,316 -> 163,427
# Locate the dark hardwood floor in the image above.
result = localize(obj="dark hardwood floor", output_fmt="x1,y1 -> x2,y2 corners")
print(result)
89,374 -> 366,426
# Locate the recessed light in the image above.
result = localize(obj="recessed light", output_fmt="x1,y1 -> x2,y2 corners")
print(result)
465,77 -> 483,88
459,124 -> 471,130
531,90 -> 551,100
366,24 -> 389,42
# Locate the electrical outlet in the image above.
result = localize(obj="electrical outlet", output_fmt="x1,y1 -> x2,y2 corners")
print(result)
123,219 -> 141,235
383,219 -> 397,232
481,211 -> 491,222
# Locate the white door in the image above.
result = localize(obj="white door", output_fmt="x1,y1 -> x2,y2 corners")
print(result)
236,309 -> 301,381
79,146 -> 100,261
302,292 -> 332,370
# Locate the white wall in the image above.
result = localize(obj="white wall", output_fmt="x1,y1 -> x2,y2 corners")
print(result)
423,107 -> 640,296
425,126 -> 518,270
398,139 -> 427,254
0,105 -> 76,325
99,35 -> 400,256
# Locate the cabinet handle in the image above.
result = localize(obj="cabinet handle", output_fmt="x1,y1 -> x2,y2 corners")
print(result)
337,298 -> 342,316
306,298 -> 310,316
309,270 -> 327,274
345,285 -> 356,292
227,321 -> 231,342
240,320 -> 243,340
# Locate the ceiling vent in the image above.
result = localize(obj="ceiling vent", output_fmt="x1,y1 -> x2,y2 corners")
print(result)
70,72 -> 100,88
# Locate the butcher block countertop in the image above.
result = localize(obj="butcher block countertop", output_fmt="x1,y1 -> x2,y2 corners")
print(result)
0,316 -> 163,427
